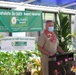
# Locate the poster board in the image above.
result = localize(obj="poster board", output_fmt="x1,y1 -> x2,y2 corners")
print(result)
0,37 -> 35,51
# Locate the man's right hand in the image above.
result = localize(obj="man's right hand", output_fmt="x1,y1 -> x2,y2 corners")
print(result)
49,52 -> 54,56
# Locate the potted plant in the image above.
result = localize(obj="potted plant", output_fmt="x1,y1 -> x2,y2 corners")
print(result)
55,11 -> 73,52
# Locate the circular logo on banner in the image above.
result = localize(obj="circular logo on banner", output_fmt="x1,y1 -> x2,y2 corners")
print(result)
11,17 -> 17,25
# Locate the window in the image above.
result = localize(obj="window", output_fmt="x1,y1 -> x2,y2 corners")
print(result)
43,13 -> 55,29
44,13 -> 55,21
71,15 -> 75,34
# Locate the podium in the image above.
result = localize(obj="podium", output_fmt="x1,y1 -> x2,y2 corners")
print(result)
48,52 -> 75,75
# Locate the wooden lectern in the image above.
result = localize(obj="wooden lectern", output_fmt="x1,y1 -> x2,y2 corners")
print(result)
48,52 -> 75,75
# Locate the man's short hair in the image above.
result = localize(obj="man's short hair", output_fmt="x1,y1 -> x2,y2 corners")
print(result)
46,20 -> 54,23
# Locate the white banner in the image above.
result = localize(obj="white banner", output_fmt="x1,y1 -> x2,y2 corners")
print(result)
0,37 -> 35,51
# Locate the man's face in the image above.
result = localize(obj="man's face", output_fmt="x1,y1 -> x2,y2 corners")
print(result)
46,22 -> 54,30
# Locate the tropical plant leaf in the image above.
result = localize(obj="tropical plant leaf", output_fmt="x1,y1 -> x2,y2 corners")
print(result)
55,11 -> 72,52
